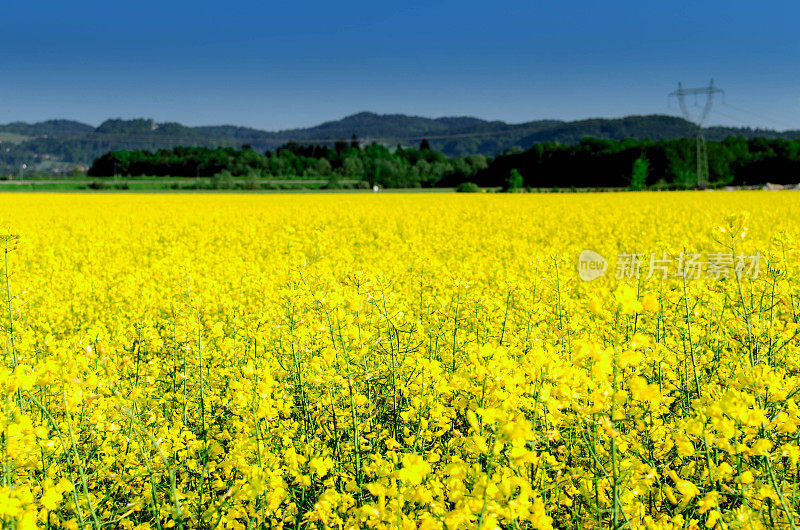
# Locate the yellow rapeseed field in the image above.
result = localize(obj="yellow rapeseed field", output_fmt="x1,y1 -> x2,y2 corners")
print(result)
1,191 -> 799,530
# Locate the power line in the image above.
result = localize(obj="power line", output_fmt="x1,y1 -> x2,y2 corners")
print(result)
668,79 -> 724,188
711,109 -> 755,125
668,79 -> 725,127
14,125 -> 566,147
664,107 -> 794,136
721,102 -> 798,131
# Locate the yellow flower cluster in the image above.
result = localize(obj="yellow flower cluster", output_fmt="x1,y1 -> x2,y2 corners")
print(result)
0,191 -> 799,529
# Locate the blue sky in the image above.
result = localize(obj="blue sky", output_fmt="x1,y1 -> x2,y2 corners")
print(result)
1,0 -> 798,130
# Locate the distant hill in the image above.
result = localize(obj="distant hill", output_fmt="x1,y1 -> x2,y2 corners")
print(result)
282,111 -> 490,139
1,112 -> 799,173
0,119 -> 94,138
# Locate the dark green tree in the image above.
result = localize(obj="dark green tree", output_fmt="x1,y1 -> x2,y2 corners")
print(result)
506,168 -> 523,192
630,157 -> 649,190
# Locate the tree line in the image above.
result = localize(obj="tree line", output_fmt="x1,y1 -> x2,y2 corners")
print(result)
87,136 -> 800,189
88,140 -> 489,188
474,137 -> 800,189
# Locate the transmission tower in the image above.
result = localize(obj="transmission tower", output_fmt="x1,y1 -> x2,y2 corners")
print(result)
668,79 -> 725,188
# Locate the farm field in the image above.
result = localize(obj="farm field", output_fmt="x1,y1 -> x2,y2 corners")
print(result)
0,133 -> 30,144
0,179 -> 365,193
1,191 -> 800,529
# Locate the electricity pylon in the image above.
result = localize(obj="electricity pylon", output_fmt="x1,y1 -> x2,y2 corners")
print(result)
668,79 -> 725,188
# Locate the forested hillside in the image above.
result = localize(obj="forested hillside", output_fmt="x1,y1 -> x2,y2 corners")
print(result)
3,112 -> 800,174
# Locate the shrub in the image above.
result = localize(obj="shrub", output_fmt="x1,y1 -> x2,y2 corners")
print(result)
456,182 -> 480,193
243,171 -> 261,190
211,170 -> 236,190
324,175 -> 344,190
